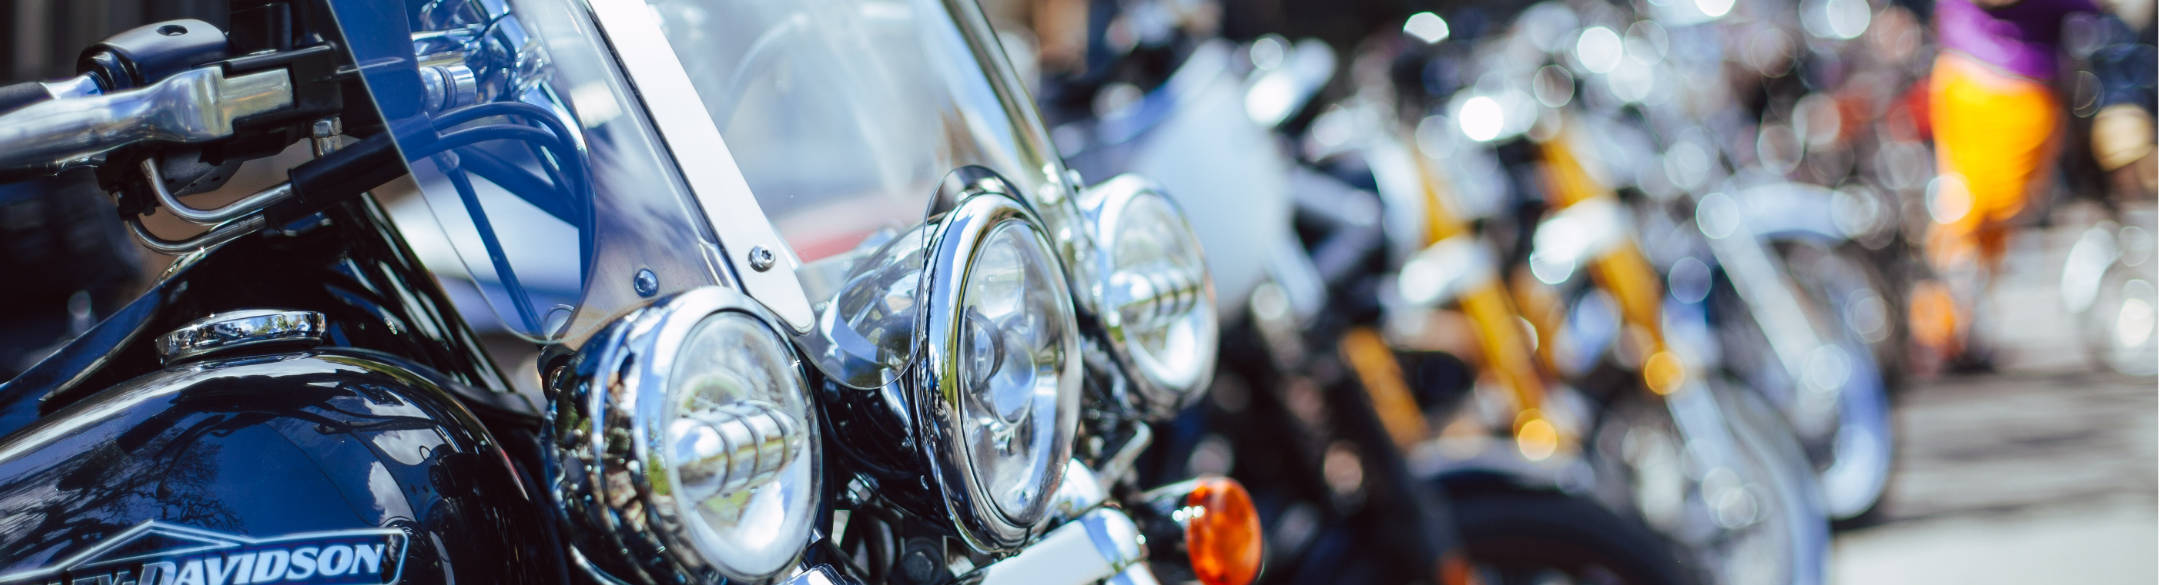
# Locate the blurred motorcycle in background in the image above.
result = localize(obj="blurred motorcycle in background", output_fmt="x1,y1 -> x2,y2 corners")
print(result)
1345,5 -> 1834,583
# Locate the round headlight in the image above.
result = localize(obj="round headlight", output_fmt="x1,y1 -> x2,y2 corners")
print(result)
547,288 -> 819,583
1077,175 -> 1219,420
921,190 -> 1083,552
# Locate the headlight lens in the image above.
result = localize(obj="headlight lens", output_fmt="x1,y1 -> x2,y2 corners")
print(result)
959,220 -> 1078,523
1078,176 -> 1219,419
664,313 -> 819,575
546,288 -> 819,582
922,188 -> 1083,551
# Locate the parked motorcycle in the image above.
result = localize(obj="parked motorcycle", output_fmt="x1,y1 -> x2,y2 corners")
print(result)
1036,13 -> 1700,583
0,1 -> 1257,585
1339,4 -> 1835,584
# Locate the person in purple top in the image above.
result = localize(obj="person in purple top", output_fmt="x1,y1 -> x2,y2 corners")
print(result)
1909,0 -> 2154,369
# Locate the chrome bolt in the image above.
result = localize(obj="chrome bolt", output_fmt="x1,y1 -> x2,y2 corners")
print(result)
748,247 -> 776,272
310,118 -> 342,156
633,268 -> 659,297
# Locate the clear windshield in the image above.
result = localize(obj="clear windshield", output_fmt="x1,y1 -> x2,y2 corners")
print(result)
331,0 -> 1072,380
656,0 -> 1073,387
652,0 -> 1068,266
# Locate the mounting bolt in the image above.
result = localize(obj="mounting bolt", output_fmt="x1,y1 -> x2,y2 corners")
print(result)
748,246 -> 776,272
310,118 -> 343,156
633,268 -> 659,297
900,547 -> 938,584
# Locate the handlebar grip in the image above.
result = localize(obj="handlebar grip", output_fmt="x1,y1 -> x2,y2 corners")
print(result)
0,81 -> 51,117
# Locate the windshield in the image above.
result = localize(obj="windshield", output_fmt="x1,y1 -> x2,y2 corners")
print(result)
330,0 -> 1072,380
329,0 -> 734,344
654,0 -> 1067,267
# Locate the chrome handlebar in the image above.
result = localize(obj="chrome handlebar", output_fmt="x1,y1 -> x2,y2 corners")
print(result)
0,66 -> 294,176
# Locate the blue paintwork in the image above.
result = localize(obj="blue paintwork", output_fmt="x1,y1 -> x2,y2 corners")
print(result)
0,350 -> 563,584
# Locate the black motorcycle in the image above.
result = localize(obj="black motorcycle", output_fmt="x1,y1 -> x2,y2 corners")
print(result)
0,1 -> 1263,584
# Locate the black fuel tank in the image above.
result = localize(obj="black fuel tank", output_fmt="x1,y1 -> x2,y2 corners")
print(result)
0,350 -> 560,585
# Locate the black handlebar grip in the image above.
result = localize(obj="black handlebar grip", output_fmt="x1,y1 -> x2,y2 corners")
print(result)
0,81 -> 51,117
269,133 -> 407,225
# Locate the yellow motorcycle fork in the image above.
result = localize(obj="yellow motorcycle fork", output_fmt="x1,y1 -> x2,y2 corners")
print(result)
1536,126 -> 1690,395
1335,145 -> 1562,459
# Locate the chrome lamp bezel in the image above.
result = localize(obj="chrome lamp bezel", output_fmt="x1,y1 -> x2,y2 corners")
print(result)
913,181 -> 1085,553
545,286 -> 821,583
1073,175 -> 1220,420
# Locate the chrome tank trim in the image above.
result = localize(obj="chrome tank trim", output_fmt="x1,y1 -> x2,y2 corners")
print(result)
156,309 -> 327,363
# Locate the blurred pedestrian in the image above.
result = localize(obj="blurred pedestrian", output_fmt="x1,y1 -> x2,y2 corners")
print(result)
1912,0 -> 2156,370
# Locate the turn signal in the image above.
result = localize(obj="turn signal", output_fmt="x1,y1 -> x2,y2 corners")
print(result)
1138,477 -> 1264,585
1185,479 -> 1263,585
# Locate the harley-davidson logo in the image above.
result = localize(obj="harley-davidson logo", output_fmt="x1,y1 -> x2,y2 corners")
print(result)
0,522 -> 407,585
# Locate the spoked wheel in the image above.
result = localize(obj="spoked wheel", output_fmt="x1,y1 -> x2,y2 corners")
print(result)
1590,385 -> 1830,585
1772,241 -> 1897,523
1452,488 -> 1702,585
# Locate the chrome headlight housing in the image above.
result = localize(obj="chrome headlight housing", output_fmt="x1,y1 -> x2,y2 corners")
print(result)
547,287 -> 820,583
1073,175 -> 1219,420
918,179 -> 1085,551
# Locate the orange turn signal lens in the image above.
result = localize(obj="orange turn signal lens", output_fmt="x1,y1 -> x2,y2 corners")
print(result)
1182,478 -> 1263,585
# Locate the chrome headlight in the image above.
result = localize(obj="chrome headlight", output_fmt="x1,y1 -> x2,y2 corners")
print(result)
920,185 -> 1084,551
1075,175 -> 1219,420
547,288 -> 820,582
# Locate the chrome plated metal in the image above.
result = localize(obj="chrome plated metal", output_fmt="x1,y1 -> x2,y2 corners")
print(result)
749,246 -> 777,272
973,508 -> 1149,585
1104,251 -> 1204,331
418,63 -> 478,114
917,192 -> 1082,552
155,309 -> 326,363
309,117 -> 342,156
0,67 -> 291,174
1074,175 -> 1219,419
671,401 -> 802,496
1397,234 -> 1500,307
1526,196 -> 1631,284
1243,38 -> 1335,129
1104,565 -> 1164,585
547,287 -> 820,582
143,158 -> 295,226
126,214 -> 268,255
1047,460 -> 1108,522
40,74 -> 102,100
583,0 -> 815,331
783,565 -> 862,585
1696,192 -> 1841,431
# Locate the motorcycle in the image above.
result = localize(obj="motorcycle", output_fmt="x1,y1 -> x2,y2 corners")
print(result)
1036,12 -> 1699,584
1590,0 -> 1902,523
0,1 -> 1259,584
1336,4 -> 1835,584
